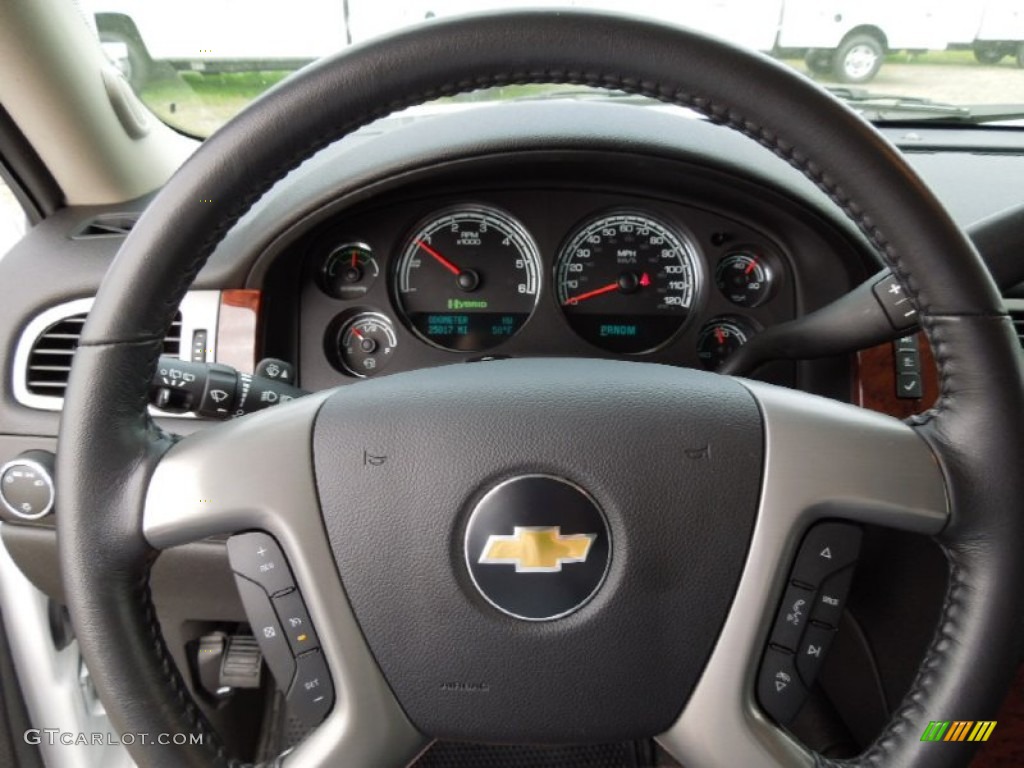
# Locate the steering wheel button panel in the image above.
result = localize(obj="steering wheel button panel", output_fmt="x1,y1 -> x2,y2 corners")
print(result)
227,531 -> 297,597
768,582 -> 815,652
759,522 -> 862,724
757,647 -> 808,725
233,575 -> 297,693
288,650 -> 335,728
273,589 -> 321,655
810,567 -> 855,629
790,523 -> 862,588
796,624 -> 837,687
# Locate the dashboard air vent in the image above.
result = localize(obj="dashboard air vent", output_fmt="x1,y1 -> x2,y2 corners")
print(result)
73,213 -> 139,238
25,312 -> 182,397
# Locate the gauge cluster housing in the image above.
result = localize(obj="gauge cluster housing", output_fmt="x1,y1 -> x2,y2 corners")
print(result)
268,151 -> 865,394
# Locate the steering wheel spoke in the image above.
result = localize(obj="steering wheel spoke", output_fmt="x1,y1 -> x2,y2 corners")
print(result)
744,380 -> 948,535
144,393 -> 427,767
659,380 -> 948,766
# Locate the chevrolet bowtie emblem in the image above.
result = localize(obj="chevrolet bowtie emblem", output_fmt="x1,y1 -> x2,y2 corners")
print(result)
479,526 -> 597,573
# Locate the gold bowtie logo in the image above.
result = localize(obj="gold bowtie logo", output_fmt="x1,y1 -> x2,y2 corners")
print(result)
479,526 -> 596,573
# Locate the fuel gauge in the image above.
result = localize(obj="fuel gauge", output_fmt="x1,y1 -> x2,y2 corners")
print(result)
337,312 -> 398,377
319,243 -> 379,299
697,316 -> 759,371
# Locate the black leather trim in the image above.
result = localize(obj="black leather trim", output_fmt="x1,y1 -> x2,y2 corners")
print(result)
56,10 -> 1024,767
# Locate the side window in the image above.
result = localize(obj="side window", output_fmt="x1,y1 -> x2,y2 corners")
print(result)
0,176 -> 28,259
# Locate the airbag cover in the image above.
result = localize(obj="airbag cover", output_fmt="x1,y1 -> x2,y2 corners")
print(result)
313,358 -> 762,742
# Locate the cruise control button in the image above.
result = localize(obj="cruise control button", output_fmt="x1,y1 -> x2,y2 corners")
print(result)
810,567 -> 855,629
791,523 -> 862,588
273,589 -> 320,655
234,576 -> 296,692
757,647 -> 807,725
227,532 -> 296,596
769,582 -> 815,652
797,623 -> 836,686
287,650 -> 334,727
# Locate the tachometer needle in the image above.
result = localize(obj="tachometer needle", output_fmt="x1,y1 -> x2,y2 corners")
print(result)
563,282 -> 620,305
715,327 -> 726,345
415,239 -> 461,276
744,258 -> 758,275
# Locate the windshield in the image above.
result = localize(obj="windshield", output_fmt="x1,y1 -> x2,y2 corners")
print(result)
81,1 -> 1024,137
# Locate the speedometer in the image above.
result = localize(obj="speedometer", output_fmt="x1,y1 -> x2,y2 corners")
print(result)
394,206 -> 541,352
555,211 -> 702,353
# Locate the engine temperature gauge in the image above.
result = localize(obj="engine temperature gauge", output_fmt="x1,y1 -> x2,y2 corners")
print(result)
697,316 -> 759,371
337,312 -> 398,377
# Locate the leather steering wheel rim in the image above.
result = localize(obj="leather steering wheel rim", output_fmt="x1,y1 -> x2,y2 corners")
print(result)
56,10 -> 1024,768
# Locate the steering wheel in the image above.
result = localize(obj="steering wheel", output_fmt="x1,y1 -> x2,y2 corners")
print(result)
56,11 -> 1024,768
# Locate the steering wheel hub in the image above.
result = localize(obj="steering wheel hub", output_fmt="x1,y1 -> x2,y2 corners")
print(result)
313,359 -> 763,742
464,474 -> 611,621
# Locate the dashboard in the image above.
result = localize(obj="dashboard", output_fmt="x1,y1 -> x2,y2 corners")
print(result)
256,132 -> 874,397
5,101 -> 1024,441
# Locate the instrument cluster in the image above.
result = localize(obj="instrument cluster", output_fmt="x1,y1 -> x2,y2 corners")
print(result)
299,192 -> 794,383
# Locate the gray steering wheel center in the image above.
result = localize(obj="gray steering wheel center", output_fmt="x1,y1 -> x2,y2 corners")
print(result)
464,475 -> 611,621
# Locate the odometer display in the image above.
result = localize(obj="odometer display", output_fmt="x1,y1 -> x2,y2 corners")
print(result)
555,212 -> 702,353
395,206 -> 541,352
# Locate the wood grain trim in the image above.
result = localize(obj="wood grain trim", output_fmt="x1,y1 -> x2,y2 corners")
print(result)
217,289 -> 261,374
855,333 -> 938,418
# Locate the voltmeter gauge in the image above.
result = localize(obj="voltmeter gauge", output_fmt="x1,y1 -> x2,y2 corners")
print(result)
337,312 -> 398,377
715,249 -> 775,308
319,243 -> 379,299
696,316 -> 759,371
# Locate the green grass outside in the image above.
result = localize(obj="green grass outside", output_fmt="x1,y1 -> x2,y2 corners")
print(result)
136,50 -> 1015,137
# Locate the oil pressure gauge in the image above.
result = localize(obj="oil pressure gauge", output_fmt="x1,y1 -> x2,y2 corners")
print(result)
715,249 -> 775,308
336,312 -> 397,377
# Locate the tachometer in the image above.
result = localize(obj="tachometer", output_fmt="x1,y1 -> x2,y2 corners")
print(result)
555,211 -> 702,353
394,206 -> 541,352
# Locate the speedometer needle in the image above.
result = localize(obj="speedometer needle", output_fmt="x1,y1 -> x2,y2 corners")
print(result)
415,239 -> 461,276
563,282 -> 619,305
